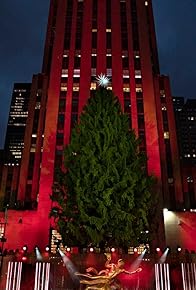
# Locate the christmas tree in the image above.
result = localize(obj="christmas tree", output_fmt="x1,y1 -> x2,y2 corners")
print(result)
51,88 -> 155,247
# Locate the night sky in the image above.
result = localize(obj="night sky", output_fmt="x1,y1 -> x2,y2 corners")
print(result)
0,0 -> 196,148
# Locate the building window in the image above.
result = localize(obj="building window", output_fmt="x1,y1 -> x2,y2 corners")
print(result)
64,0 -> 73,50
74,56 -> 81,68
106,0 -> 111,29
72,99 -> 79,113
91,55 -> 97,68
187,176 -> 193,183
106,56 -> 112,68
124,99 -> 131,113
90,82 -> 97,90
137,100 -> 144,114
92,32 -> 97,49
138,115 -> 145,130
135,70 -> 142,78
92,0 -> 97,29
106,32 -> 112,49
164,132 -> 170,139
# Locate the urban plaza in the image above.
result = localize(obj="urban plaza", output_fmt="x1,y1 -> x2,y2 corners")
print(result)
0,0 -> 196,289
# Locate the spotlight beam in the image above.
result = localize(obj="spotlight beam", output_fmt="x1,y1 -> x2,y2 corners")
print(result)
129,249 -> 146,271
58,249 -> 79,284
159,248 -> 169,264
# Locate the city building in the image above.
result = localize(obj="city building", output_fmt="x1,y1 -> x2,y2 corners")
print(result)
0,84 -> 31,209
0,0 -> 187,250
173,97 -> 196,208
4,83 -> 31,164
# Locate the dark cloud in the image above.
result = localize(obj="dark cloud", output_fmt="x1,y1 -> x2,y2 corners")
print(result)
0,0 -> 196,147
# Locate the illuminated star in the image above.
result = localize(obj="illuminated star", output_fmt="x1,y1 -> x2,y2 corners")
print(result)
96,73 -> 110,87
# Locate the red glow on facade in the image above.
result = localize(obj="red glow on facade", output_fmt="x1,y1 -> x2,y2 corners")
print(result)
0,0 -> 186,252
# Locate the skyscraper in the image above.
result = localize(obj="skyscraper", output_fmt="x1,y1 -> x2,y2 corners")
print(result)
0,0 -> 183,249
0,83 -> 31,209
4,83 -> 31,164
173,97 -> 196,208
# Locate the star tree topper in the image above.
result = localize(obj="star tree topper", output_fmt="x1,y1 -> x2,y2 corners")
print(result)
96,73 -> 110,87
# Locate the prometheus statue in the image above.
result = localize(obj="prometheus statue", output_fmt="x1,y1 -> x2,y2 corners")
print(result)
75,253 -> 142,290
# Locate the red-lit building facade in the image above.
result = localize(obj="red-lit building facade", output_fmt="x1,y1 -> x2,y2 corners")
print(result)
0,0 -> 187,250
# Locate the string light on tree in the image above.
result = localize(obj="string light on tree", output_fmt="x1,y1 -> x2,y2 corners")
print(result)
96,73 -> 110,87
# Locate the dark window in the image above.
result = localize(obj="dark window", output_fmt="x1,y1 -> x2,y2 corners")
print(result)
57,114 -> 64,130
72,91 -> 79,99
59,99 -> 66,113
64,0 -> 73,49
124,92 -> 130,100
62,57 -> 69,69
137,100 -> 144,114
136,92 -> 143,100
106,32 -> 112,49
92,32 -> 97,49
134,58 -> 141,70
92,0 -> 98,28
74,56 -> 81,68
138,115 -> 145,130
91,56 -> 97,68
75,2 -> 84,49
122,57 -> 129,69
72,99 -> 79,113
124,99 -> 131,113
106,0 -> 111,28
56,133 -> 64,146
71,114 -> 78,128
106,56 -> 112,68
32,110 -> 40,134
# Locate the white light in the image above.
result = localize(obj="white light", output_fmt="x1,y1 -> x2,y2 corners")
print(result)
111,247 -> 115,253
22,245 -> 27,251
163,208 -> 168,213
45,246 -> 50,252
96,73 -> 110,87
89,247 -> 94,253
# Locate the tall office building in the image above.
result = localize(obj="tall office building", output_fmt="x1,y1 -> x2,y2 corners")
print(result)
4,83 -> 31,164
173,97 -> 196,207
0,0 -> 183,249
0,84 -> 31,209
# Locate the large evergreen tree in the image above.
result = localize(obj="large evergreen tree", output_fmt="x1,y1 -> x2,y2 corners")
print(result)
51,89 -> 155,247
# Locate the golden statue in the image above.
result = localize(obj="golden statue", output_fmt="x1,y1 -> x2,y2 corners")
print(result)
75,253 -> 142,290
